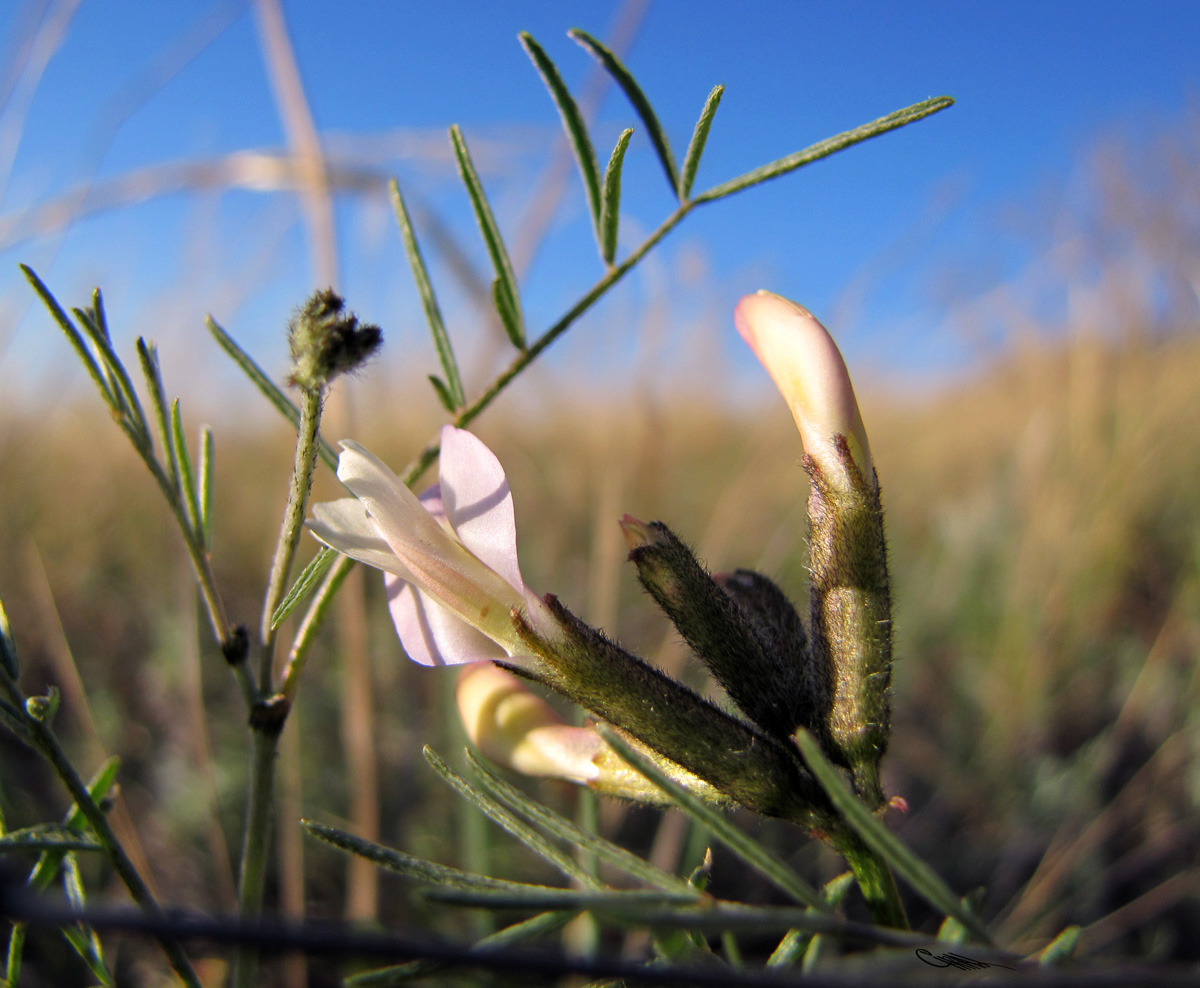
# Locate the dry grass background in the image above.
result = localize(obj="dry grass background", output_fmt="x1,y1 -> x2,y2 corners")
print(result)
2,317 -> 1199,982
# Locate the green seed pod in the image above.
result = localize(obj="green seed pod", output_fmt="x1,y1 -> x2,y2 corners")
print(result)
622,517 -> 806,741
806,437 -> 892,808
509,594 -> 833,823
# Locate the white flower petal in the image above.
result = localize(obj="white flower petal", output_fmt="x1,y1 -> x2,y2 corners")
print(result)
307,498 -> 414,579
336,439 -> 527,649
437,426 -> 525,592
385,574 -> 505,666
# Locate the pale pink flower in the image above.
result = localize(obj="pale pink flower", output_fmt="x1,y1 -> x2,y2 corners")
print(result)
734,291 -> 874,489
308,426 -> 553,665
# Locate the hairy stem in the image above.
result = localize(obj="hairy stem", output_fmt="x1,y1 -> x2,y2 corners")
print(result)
260,387 -> 325,687
830,828 -> 908,930
231,723 -> 282,988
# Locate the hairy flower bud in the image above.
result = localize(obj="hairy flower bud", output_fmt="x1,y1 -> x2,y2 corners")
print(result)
288,289 -> 382,391
622,516 -> 808,741
735,290 -> 892,808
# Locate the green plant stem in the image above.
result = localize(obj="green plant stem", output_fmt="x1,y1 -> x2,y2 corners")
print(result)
829,828 -> 908,930
279,553 -> 354,703
231,726 -> 280,988
399,200 -> 691,486
260,386 -> 324,687
0,679 -> 201,988
231,385 -> 323,988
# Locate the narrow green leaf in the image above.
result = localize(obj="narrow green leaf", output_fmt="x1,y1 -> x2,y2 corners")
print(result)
695,96 -> 954,204
424,887 -> 697,910
346,911 -> 575,987
5,924 -> 25,988
1037,925 -> 1081,965
424,747 -> 597,888
464,750 -> 699,897
937,888 -> 986,944
597,727 -> 825,910
489,276 -> 523,351
568,28 -> 679,196
198,425 -> 215,551
70,306 -> 123,414
519,32 -> 602,243
793,728 -> 992,944
449,125 -> 525,348
427,375 -> 457,413
61,854 -> 113,985
271,548 -> 336,631
3,762 -> 120,986
767,872 -> 854,969
207,315 -> 338,470
72,302 -> 147,435
0,596 -> 18,679
135,338 -> 179,490
600,128 -> 633,265
171,399 -> 201,539
20,266 -> 119,415
90,287 -> 111,342
0,824 -> 101,852
302,819 -> 556,893
390,179 -> 464,408
678,85 -> 724,200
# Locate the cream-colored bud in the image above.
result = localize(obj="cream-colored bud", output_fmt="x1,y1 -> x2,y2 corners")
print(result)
456,663 -> 602,784
734,291 -> 873,490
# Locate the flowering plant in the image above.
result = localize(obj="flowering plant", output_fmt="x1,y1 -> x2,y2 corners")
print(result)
0,25 -> 989,988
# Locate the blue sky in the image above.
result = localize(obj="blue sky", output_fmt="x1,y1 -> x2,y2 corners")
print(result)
1,1 -> 1197,408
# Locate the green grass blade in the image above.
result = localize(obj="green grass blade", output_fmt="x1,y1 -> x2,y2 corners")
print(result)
767,872 -> 854,969
171,399 -> 201,539
678,85 -> 724,200
695,96 -> 954,203
390,179 -> 464,408
0,596 -> 18,679
568,28 -> 679,197
424,887 -> 697,910
346,911 -> 575,987
206,315 -> 338,470
303,819 -> 556,893
1037,925 -> 1081,965
793,728 -> 991,944
600,128 -> 633,265
464,749 -> 699,897
198,425 -> 214,551
0,824 -> 102,852
271,548 -> 336,631
20,267 -> 120,415
597,727 -> 825,910
424,746 -> 598,888
135,339 -> 179,489
519,32 -> 602,245
449,125 -> 525,348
